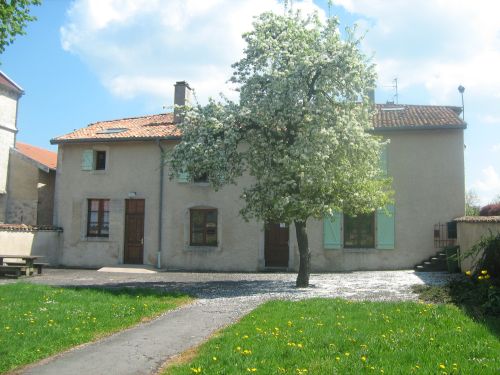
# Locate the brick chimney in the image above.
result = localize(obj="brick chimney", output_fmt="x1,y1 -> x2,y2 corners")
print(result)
174,81 -> 192,123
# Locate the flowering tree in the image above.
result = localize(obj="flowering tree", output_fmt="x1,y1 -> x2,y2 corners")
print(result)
169,11 -> 392,287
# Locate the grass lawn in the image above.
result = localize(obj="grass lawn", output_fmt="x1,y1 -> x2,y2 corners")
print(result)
0,282 -> 192,373
165,298 -> 500,374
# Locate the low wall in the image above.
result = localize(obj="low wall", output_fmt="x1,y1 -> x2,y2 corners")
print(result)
456,216 -> 500,272
0,225 -> 62,265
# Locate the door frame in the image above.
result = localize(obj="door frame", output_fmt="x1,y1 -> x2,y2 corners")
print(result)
123,198 -> 145,264
263,222 -> 291,269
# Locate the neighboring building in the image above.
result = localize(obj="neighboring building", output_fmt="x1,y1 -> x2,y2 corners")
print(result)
0,71 -> 23,222
50,82 -> 466,271
6,142 -> 57,225
0,71 -> 57,225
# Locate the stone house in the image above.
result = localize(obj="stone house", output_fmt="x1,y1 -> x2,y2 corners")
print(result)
0,71 -> 57,226
50,82 -> 466,271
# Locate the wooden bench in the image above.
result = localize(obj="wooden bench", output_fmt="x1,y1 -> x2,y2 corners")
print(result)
0,265 -> 28,278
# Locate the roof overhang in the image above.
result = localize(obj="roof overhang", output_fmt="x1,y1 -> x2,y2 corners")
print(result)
9,148 -> 54,173
371,124 -> 467,133
50,135 -> 181,145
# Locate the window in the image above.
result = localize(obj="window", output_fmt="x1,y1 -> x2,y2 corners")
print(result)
193,172 -> 208,183
95,151 -> 106,170
344,212 -> 375,248
87,199 -> 110,237
190,209 -> 217,246
81,149 -> 107,171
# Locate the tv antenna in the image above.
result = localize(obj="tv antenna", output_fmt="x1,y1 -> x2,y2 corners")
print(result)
384,78 -> 398,104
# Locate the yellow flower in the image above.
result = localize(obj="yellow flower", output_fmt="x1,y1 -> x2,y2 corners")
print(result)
247,368 -> 257,372
439,364 -> 446,369
344,352 -> 350,356
212,356 -> 217,361
361,356 -> 367,362
190,367 -> 202,374
478,276 -> 484,280
335,357 -> 340,361
465,270 -> 471,276
484,274 -> 491,279
243,335 -> 249,339
481,270 -> 488,275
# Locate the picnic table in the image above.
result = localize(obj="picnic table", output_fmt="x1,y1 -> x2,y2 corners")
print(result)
0,254 -> 45,277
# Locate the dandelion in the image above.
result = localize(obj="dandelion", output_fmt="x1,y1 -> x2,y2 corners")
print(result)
361,356 -> 367,362
241,349 -> 252,356
247,368 -> 257,372
297,343 -> 303,348
439,364 -> 446,369
335,357 -> 340,361
243,335 -> 249,339
190,367 -> 202,374
484,274 -> 491,279
212,356 -> 217,361
481,270 -> 488,275
344,352 -> 350,356
465,270 -> 472,276
478,276 -> 484,280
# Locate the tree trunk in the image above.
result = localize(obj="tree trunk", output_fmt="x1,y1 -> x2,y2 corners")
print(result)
295,220 -> 310,288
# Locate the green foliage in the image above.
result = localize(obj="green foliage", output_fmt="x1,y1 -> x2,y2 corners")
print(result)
169,11 -> 392,224
465,189 -> 480,216
0,283 -> 192,373
165,299 -> 500,374
0,0 -> 41,56
414,278 -> 500,317
462,231 -> 500,279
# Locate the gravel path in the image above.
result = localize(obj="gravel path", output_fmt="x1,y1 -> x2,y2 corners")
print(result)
3,269 -> 457,375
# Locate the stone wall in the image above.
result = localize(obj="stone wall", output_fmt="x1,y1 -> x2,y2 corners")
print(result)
0,226 -> 62,265
456,216 -> 500,272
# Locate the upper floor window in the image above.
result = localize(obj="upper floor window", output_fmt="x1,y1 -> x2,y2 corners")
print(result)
193,172 -> 208,183
81,149 -> 107,171
344,212 -> 375,248
190,208 -> 217,246
87,199 -> 110,237
95,151 -> 106,170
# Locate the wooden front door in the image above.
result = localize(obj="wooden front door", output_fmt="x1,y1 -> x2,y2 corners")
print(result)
265,223 -> 289,268
124,199 -> 145,264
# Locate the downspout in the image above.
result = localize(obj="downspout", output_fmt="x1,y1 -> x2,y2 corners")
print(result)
157,139 -> 165,269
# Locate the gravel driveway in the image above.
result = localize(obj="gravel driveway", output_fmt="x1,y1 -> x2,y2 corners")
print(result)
2,268 -> 456,302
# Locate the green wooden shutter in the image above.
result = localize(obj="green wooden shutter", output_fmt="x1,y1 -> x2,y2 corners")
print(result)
379,144 -> 388,176
376,204 -> 395,249
177,171 -> 190,183
81,149 -> 94,171
324,211 -> 342,249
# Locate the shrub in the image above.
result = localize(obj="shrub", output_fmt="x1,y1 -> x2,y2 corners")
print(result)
479,203 -> 500,216
462,231 -> 500,279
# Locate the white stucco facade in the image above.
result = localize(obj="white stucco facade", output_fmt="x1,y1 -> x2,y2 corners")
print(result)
53,126 -> 465,271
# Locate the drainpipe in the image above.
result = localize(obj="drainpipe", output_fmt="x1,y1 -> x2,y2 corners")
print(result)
157,139 -> 165,269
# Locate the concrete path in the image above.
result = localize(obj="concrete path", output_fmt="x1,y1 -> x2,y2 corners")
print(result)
6,269 -> 457,375
21,298 -> 255,375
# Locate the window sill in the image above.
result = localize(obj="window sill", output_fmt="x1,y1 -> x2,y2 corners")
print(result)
184,245 -> 219,252
84,236 -> 110,242
343,248 -> 378,253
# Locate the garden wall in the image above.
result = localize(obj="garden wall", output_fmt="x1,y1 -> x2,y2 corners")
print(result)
0,225 -> 62,265
456,216 -> 500,271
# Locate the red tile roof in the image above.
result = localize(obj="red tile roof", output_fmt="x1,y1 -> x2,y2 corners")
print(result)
51,113 -> 179,144
16,142 -> 57,170
0,71 -> 23,96
374,104 -> 465,130
51,104 -> 465,144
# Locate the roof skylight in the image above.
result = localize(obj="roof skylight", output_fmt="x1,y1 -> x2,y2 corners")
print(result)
97,128 -> 128,134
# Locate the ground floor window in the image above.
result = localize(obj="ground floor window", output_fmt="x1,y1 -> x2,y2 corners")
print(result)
343,212 -> 375,248
87,199 -> 110,237
190,208 -> 217,246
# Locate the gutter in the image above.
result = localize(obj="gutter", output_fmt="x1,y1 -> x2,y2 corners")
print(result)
156,139 -> 166,269
50,135 -> 181,145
